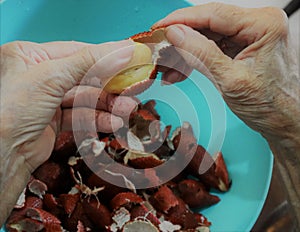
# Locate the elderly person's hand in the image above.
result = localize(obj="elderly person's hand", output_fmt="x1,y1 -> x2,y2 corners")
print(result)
0,40 -> 137,224
153,2 -> 300,222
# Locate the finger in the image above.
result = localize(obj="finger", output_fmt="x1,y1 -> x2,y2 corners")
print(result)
62,86 -> 138,117
161,59 -> 193,85
41,41 -> 90,59
11,41 -> 90,64
61,108 -> 124,133
25,125 -> 56,170
153,3 -> 281,45
27,40 -> 135,99
161,68 -> 190,85
156,45 -> 192,84
153,3 -> 246,36
198,29 -> 246,58
164,24 -> 232,78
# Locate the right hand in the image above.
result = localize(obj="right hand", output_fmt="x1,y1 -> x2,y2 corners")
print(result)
153,3 -> 300,148
153,4 -> 300,225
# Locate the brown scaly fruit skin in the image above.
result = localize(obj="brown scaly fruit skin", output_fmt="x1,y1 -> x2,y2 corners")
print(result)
177,179 -> 220,208
131,28 -> 166,44
187,145 -> 231,192
110,192 -> 144,211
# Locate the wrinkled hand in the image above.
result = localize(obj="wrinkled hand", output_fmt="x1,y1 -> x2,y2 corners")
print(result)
0,40 -> 136,224
153,3 -> 300,146
154,3 -> 300,223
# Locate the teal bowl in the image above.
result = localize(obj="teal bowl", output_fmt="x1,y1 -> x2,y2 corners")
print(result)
1,0 -> 273,231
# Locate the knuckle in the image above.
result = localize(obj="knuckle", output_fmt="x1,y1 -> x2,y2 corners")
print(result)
1,41 -> 23,55
166,7 -> 192,23
264,7 -> 288,36
170,8 -> 185,16
275,10 -> 289,35
2,41 -> 34,53
209,2 -> 224,10
209,2 -> 231,15
79,46 -> 97,68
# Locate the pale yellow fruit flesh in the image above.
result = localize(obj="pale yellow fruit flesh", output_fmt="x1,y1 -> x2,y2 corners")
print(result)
104,42 -> 154,94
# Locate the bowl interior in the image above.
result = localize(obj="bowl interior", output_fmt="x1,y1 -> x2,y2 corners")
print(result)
1,0 -> 273,231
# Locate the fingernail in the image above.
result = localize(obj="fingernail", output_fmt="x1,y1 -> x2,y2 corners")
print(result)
110,96 -> 138,117
98,40 -> 135,78
96,113 -> 124,132
165,25 -> 185,46
113,40 -> 135,62
111,116 -> 124,131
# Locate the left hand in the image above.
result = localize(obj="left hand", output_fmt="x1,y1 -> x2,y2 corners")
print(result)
0,40 -> 136,224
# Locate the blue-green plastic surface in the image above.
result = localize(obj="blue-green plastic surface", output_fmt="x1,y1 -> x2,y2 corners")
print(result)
0,0 -> 273,231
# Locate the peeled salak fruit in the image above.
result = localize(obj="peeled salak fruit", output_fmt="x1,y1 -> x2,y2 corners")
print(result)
104,28 -> 171,95
104,42 -> 156,94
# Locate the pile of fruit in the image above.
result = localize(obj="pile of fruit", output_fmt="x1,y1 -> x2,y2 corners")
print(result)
6,100 -> 231,232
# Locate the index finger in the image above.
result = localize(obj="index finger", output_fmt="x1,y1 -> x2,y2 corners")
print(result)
153,3 -> 246,36
14,41 -> 90,63
40,41 -> 90,59
62,85 -> 138,117
152,3 -> 285,45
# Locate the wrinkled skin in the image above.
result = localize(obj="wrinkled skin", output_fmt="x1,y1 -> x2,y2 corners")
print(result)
0,40 -> 138,225
153,2 -> 300,225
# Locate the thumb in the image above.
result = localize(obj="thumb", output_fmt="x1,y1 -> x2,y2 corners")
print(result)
165,24 -> 232,79
28,39 -> 135,98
